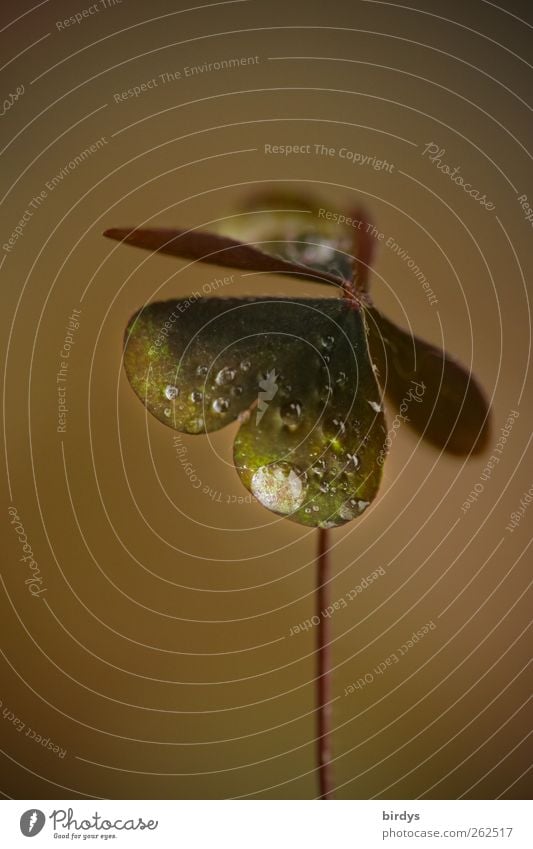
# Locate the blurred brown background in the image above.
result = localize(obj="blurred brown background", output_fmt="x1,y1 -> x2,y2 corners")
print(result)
0,0 -> 531,799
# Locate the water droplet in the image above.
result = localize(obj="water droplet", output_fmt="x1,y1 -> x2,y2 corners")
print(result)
322,354 -> 331,365
319,482 -> 330,494
215,366 -> 236,385
286,233 -> 337,267
338,503 -> 355,521
190,390 -> 203,403
325,417 -> 346,437
163,407 -> 172,417
188,417 -> 204,434
164,384 -> 179,400
336,371 -> 347,387
280,400 -> 302,430
312,504 -> 320,513
321,335 -> 335,350
212,397 -> 230,414
304,507 -> 312,515
251,462 -> 307,515
368,400 -> 382,413
231,385 -> 243,397
196,365 -> 208,377
240,360 -> 251,372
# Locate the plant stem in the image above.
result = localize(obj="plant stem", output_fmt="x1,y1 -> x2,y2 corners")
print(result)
316,526 -> 333,799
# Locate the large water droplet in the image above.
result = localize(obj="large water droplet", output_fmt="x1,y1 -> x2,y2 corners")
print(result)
280,400 -> 302,431
164,384 -> 179,400
251,463 -> 307,515
212,397 -> 230,414
311,460 -> 326,478
215,366 -> 236,385
338,498 -> 369,521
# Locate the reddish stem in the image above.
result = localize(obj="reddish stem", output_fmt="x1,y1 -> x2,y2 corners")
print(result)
316,527 -> 333,799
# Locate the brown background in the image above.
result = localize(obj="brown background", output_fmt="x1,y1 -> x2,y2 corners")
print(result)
0,0 -> 531,799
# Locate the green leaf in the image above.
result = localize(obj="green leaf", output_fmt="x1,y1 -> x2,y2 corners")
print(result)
123,297 -> 387,527
366,307 -> 491,454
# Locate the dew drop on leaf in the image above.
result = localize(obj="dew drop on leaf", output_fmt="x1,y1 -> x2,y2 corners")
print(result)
280,400 -> 303,430
212,397 -> 230,413
346,453 -> 360,469
215,366 -> 236,385
164,384 -> 179,400
188,417 -> 205,434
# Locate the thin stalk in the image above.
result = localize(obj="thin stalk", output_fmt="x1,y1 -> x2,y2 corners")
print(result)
316,526 -> 333,799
